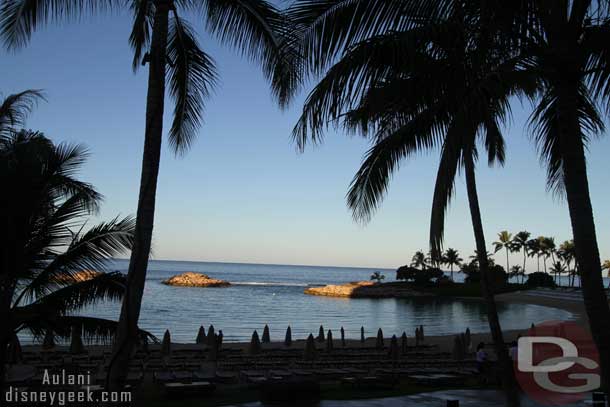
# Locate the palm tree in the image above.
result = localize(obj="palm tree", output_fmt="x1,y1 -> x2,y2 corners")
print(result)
493,231 -> 513,273
512,231 -> 531,281
602,260 -> 610,289
411,251 -> 427,270
0,130 -> 143,388
527,238 -> 542,272
558,240 -> 576,287
510,265 -> 524,284
550,262 -> 567,287
286,2 -> 523,404
503,1 -> 610,388
443,248 -> 462,281
2,0 -> 298,388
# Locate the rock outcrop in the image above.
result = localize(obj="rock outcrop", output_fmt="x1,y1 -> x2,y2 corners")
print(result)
162,272 -> 230,288
52,270 -> 101,283
304,281 -> 428,298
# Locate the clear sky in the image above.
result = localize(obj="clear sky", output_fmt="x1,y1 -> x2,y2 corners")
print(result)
1,8 -> 608,270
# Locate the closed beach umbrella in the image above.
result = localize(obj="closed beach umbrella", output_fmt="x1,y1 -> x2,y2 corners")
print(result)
161,329 -> 171,356
401,332 -> 408,355
360,326 -> 365,343
465,328 -> 471,351
376,328 -> 384,350
284,326 -> 292,347
340,327 -> 345,347
70,326 -> 85,354
326,330 -> 333,352
415,327 -> 420,347
389,335 -> 399,361
42,329 -> 55,350
196,326 -> 206,344
317,325 -> 325,342
262,324 -> 271,343
420,325 -> 425,342
7,335 -> 22,364
249,330 -> 261,355
217,330 -> 223,350
304,334 -> 316,361
207,325 -> 215,347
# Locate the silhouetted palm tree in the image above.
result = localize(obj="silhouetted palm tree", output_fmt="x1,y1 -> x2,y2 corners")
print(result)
286,2 -> 524,403
527,238 -> 542,272
411,251 -> 427,270
505,1 -> 610,386
493,231 -> 513,273
558,240 -> 576,287
443,248 -> 462,281
512,231 -> 531,280
550,262 -> 566,286
0,130 -> 141,388
2,0 -> 298,388
510,265 -> 524,284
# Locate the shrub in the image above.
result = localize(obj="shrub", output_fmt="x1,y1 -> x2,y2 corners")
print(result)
526,272 -> 556,288
396,265 -> 444,286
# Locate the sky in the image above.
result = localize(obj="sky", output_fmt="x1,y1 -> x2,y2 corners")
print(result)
1,9 -> 609,270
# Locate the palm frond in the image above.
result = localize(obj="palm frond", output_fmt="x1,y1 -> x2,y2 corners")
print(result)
0,0 -> 123,50
128,0 -> 153,71
16,271 -> 126,313
166,14 -> 217,155
286,0 -> 452,75
0,89 -> 45,133
347,107 -> 448,222
196,0 -> 301,107
17,216 -> 134,304
429,123 -> 465,254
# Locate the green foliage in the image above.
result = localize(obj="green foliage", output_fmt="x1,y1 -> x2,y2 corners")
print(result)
370,271 -> 385,283
396,265 -> 443,286
526,272 -> 556,288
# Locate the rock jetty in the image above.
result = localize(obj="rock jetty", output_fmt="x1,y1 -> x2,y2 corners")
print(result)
304,281 -> 428,298
162,272 -> 230,288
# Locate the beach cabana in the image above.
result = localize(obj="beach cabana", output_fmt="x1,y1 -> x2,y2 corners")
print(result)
389,335 -> 399,361
304,334 -> 316,361
326,330 -> 333,352
317,325 -> 325,342
360,326 -> 365,343
376,328 -> 384,349
401,332 -> 408,355
207,325 -> 215,347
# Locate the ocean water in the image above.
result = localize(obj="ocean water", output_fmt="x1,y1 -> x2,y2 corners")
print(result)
56,259 -> 575,344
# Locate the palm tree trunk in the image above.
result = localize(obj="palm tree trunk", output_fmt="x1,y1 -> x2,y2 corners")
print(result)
522,250 -> 527,283
505,248 -> 509,274
464,153 -> 519,407
557,83 -> 610,391
107,0 -> 170,390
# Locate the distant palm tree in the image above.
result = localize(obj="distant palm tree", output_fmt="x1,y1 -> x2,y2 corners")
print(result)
512,231 -> 531,279
550,262 -> 567,286
411,251 -> 427,270
2,0 -> 298,388
510,265 -> 524,284
558,240 -> 576,287
0,130 -> 141,388
443,248 -> 462,281
527,238 -> 542,272
493,231 -> 513,273
602,261 -> 610,289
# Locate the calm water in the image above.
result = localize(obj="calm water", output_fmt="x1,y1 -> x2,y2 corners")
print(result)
54,259 -> 574,344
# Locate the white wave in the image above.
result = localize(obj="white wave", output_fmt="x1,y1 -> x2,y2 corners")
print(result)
231,281 -> 310,287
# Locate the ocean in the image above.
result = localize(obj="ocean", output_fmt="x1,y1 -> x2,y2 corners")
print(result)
60,259 -> 575,344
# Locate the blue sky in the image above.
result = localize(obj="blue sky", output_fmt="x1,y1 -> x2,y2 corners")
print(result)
1,9 -> 609,269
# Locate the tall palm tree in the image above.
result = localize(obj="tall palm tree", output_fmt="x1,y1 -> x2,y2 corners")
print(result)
443,248 -> 462,281
550,261 -> 567,286
2,0 -> 298,388
0,130 -> 142,388
286,2 -> 525,404
558,240 -> 576,287
493,231 -> 513,273
503,0 -> 610,388
512,231 -> 531,280
411,251 -> 427,270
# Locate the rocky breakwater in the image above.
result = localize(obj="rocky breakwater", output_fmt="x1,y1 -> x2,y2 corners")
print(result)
304,281 -> 429,298
162,272 -> 231,288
